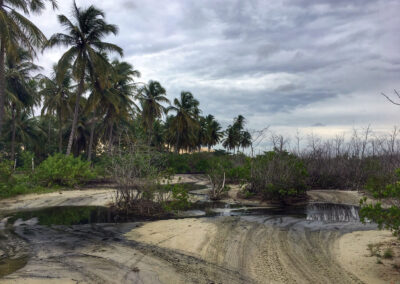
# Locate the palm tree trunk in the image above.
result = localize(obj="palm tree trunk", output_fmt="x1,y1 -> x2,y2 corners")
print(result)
58,111 -> 63,153
148,127 -> 153,146
108,121 -> 114,153
66,76 -> 85,156
47,119 -> 51,152
10,105 -> 16,161
175,131 -> 180,154
0,39 -> 5,135
88,118 -> 96,161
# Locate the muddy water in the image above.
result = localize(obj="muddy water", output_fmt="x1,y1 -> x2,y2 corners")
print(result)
0,256 -> 27,278
2,202 -> 361,226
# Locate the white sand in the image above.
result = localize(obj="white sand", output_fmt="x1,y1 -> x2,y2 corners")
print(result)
334,230 -> 400,284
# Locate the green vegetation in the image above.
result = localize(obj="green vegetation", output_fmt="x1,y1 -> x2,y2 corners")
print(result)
360,168 -> 400,236
383,248 -> 394,259
247,151 -> 308,203
0,153 -> 95,198
33,154 -> 95,187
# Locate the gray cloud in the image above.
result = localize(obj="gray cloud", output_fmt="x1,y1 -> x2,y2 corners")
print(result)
32,0 -> 400,136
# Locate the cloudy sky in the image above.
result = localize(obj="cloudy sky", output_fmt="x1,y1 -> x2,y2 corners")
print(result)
31,0 -> 400,145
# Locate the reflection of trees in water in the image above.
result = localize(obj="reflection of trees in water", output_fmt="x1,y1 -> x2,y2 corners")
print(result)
8,206 -> 112,226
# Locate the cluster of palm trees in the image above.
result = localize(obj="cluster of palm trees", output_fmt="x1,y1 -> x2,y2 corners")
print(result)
0,1 -> 252,162
223,115 -> 252,154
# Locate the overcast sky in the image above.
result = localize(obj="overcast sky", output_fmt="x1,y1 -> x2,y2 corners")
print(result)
31,0 -> 400,145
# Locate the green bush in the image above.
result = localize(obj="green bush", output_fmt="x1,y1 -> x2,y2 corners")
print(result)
0,159 -> 15,193
166,153 -> 250,184
383,248 -> 394,259
248,151 -> 308,202
19,151 -> 34,173
33,154 -> 95,187
360,168 -> 400,236
0,159 -> 14,184
93,154 -> 112,178
163,183 -> 191,211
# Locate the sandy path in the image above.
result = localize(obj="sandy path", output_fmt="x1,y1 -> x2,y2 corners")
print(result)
126,216 -> 371,283
0,189 -> 115,213
1,222 -> 249,284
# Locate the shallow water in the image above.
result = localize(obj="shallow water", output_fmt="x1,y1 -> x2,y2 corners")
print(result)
4,202 -> 361,227
0,256 -> 28,278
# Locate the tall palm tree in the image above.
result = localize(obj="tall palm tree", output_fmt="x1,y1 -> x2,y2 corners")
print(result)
138,80 -> 169,145
167,91 -> 200,153
0,0 -> 57,135
5,48 -> 41,160
45,2 -> 123,156
86,59 -> 139,158
40,64 -> 73,152
240,130 -> 252,152
223,115 -> 251,153
204,114 -> 223,151
222,125 -> 237,153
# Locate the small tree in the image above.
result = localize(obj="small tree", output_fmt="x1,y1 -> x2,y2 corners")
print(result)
207,157 -> 229,200
360,168 -> 400,236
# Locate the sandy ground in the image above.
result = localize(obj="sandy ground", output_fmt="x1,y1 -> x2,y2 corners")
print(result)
0,189 -> 115,213
1,222 -> 249,284
307,190 -> 364,206
0,175 -> 398,283
0,174 -> 209,213
125,216 -> 371,283
334,230 -> 400,284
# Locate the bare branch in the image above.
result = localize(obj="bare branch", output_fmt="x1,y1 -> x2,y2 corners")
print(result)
381,92 -> 400,105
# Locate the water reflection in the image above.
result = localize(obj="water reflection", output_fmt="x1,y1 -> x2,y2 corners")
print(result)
306,203 -> 359,222
5,202 -> 361,227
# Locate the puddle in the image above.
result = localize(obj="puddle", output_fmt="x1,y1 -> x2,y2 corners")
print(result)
6,206 -> 122,226
179,182 -> 208,191
306,203 -> 360,222
0,256 -> 28,278
4,202 -> 361,227
209,202 -> 360,223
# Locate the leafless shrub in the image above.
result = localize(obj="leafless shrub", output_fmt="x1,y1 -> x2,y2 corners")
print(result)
208,172 -> 226,200
292,127 -> 400,190
109,143 -> 168,215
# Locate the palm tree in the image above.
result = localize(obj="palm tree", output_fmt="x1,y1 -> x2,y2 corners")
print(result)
3,110 -> 44,156
86,59 -> 139,158
40,64 -> 73,152
240,130 -> 252,152
222,125 -> 237,153
167,91 -> 200,153
45,2 -> 123,156
222,115 -> 251,153
204,114 -> 223,151
5,48 -> 41,160
0,0 -> 57,135
138,80 -> 169,145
